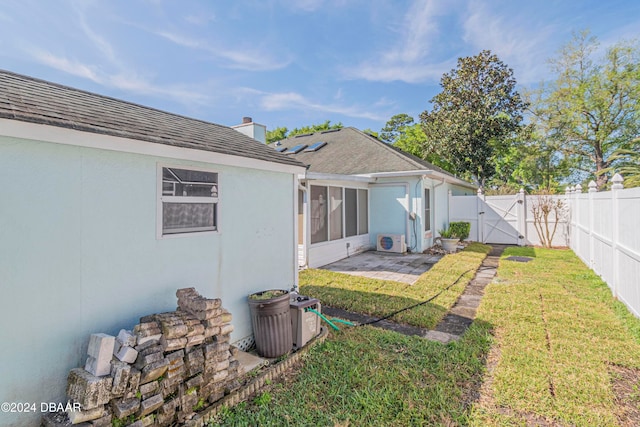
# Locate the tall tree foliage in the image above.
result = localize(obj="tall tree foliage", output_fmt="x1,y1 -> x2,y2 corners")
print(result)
420,50 -> 527,188
380,113 -> 414,144
266,120 -> 342,144
530,31 -> 640,189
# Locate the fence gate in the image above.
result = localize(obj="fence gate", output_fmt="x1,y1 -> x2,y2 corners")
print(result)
479,194 -> 524,245
449,190 -> 526,246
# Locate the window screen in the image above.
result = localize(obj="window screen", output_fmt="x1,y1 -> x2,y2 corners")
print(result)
424,188 -> 431,232
310,186 -> 328,244
358,189 -> 368,235
345,188 -> 357,237
161,167 -> 218,235
329,187 -> 343,241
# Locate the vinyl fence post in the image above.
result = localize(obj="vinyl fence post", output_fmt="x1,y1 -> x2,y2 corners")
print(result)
588,181 -> 597,270
477,187 -> 484,242
611,173 -> 624,298
517,188 -> 526,246
565,186 -> 573,248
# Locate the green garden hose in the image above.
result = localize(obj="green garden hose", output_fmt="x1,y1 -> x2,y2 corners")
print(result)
305,308 -> 356,331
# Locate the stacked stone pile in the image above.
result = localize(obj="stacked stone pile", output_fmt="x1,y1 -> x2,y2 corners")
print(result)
47,288 -> 243,427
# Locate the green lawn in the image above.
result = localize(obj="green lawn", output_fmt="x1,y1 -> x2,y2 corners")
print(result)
469,247 -> 640,426
299,242 -> 491,329
211,246 -> 640,427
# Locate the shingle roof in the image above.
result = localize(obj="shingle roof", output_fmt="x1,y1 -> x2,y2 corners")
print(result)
0,70 -> 304,169
274,127 -> 460,177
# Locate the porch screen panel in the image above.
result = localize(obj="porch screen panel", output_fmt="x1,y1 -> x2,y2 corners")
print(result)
345,188 -> 357,237
424,188 -> 431,232
329,187 -> 343,241
310,185 -> 328,244
358,189 -> 368,235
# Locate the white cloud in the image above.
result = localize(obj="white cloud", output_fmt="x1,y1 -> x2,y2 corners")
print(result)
255,90 -> 388,121
31,49 -> 103,83
461,2 -> 557,84
345,58 -> 456,84
289,0 -> 325,12
343,0 -> 454,83
76,9 -> 119,66
107,72 -> 210,105
155,30 -> 292,72
385,0 -> 442,63
183,13 -> 217,26
29,49 -> 209,106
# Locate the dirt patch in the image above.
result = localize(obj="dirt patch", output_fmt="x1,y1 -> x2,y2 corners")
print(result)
610,364 -> 640,427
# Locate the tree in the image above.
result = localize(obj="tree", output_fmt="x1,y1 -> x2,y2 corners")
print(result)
363,128 -> 379,138
530,31 -> 640,189
393,123 -> 424,157
380,113 -> 414,144
266,126 -> 288,144
599,137 -> 640,188
266,120 -> 343,144
531,191 -> 565,248
490,125 -> 571,193
420,50 -> 527,188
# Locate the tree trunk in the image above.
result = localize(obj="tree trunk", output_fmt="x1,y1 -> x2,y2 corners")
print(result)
594,142 -> 608,189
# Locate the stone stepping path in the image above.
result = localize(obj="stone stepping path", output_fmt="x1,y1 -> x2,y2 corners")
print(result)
424,245 -> 505,343
322,245 -> 507,343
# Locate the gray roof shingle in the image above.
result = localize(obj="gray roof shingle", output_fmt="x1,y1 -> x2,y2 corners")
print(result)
274,127 -> 462,178
0,70 -> 305,169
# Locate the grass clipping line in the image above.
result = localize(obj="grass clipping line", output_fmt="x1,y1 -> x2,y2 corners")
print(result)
471,247 -> 640,427
299,242 -> 491,330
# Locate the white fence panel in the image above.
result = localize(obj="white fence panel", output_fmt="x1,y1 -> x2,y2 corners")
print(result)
524,194 -> 570,247
449,190 -> 481,241
612,186 -> 640,316
449,175 -> 640,317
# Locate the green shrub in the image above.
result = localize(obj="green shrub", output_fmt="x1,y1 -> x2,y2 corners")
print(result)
449,222 -> 470,240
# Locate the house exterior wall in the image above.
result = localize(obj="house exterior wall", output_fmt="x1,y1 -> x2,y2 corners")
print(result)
369,177 -> 424,253
369,177 -> 475,254
0,135 -> 297,426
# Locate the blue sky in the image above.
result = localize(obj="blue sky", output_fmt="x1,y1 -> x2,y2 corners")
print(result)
1,0 -> 638,134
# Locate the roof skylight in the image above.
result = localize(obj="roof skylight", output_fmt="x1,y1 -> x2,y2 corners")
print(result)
286,144 -> 307,154
304,141 -> 328,152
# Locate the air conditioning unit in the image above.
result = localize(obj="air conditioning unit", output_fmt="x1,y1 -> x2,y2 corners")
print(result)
376,234 -> 406,253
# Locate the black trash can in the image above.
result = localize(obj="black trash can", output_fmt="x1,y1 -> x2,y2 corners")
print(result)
248,290 -> 293,358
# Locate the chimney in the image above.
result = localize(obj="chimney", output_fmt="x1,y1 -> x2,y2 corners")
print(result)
232,116 -> 267,144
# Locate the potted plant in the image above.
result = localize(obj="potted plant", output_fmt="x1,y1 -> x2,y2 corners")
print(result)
438,227 -> 461,253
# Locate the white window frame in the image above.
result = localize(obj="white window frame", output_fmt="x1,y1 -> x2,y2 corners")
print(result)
157,164 -> 220,239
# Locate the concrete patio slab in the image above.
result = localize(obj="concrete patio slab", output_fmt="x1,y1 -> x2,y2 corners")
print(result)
235,350 -> 268,373
320,251 -> 443,284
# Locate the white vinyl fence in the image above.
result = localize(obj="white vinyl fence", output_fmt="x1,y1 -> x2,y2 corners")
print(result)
449,174 -> 640,317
